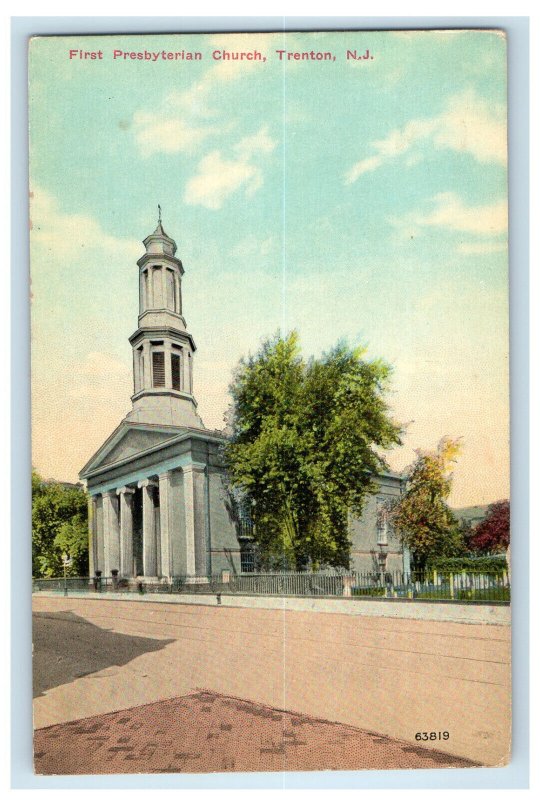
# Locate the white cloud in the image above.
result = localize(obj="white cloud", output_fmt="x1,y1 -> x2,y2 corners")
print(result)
390,192 -> 508,239
30,187 -> 140,260
234,126 -> 276,159
433,91 -> 507,164
231,235 -> 274,258
132,113 -> 215,156
184,126 -> 277,210
133,48 -> 269,157
345,89 -> 507,183
457,241 -> 507,255
184,152 -> 260,210
415,193 -> 507,236
67,351 -> 131,401
345,155 -> 384,183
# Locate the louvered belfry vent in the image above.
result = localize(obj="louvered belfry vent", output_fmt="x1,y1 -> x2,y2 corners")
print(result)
171,353 -> 181,391
152,351 -> 165,387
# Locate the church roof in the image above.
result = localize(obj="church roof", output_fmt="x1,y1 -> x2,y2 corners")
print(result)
142,211 -> 178,255
152,221 -> 168,238
79,420 -> 226,481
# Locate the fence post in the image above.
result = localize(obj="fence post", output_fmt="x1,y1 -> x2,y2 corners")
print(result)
449,572 -> 454,600
407,571 -> 413,599
342,575 -> 354,597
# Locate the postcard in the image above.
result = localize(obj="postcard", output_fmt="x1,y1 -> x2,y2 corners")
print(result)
30,30 -> 510,775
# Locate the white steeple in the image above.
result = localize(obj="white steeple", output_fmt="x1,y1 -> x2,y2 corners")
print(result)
125,211 -> 204,429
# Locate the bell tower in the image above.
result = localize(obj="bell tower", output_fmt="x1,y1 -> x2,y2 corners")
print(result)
125,210 -> 204,429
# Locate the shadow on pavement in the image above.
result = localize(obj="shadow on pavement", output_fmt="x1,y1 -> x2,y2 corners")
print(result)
32,610 -> 175,698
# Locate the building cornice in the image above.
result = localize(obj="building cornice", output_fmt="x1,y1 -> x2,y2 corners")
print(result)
130,388 -> 198,407
137,309 -> 187,328
137,251 -> 184,273
129,326 -> 197,351
80,424 -> 226,480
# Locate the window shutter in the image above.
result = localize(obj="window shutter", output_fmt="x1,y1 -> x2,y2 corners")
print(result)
171,353 -> 181,391
152,351 -> 165,387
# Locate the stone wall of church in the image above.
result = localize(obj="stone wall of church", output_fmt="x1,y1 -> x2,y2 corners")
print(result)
208,469 -> 241,574
348,477 -> 405,574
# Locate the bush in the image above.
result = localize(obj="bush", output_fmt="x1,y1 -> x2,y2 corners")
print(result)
351,586 -> 385,596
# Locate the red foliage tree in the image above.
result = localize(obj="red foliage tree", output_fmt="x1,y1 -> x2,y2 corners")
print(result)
468,500 -> 510,554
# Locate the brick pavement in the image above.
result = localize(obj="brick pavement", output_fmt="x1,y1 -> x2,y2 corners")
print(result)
32,595 -> 511,768
34,690 -> 479,774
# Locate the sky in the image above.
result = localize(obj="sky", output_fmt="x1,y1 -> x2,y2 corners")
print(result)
29,30 -> 509,507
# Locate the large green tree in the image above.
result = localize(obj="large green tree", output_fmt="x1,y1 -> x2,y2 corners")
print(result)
224,332 -> 402,570
390,438 -> 465,570
32,470 -> 89,577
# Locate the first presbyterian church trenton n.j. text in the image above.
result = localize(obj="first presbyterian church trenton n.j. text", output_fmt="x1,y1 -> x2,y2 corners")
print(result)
79,218 -> 407,582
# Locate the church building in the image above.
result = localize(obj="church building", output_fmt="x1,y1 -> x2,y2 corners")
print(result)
79,218 -> 408,582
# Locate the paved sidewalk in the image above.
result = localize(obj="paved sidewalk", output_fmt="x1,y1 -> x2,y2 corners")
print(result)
34,690 -> 478,774
33,595 -> 511,767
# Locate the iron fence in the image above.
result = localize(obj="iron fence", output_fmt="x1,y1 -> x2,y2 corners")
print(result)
32,569 -> 510,603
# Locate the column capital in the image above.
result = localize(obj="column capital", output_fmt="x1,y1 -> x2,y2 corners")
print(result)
102,490 -> 117,498
117,486 -> 136,496
138,478 -> 158,489
181,462 -> 206,475
158,470 -> 173,480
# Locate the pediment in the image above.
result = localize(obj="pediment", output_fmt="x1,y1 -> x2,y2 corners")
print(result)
80,422 -> 182,477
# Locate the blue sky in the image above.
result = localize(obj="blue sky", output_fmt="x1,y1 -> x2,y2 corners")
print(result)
29,30 -> 509,506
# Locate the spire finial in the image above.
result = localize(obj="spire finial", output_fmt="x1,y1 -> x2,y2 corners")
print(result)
158,204 -> 162,225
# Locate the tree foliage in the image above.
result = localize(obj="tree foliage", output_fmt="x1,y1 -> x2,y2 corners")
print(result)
224,332 -> 402,570
467,500 -> 510,554
390,438 -> 465,569
32,469 -> 88,577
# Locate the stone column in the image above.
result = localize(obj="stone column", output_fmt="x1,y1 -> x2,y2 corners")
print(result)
132,347 -> 139,394
183,349 -> 191,396
139,479 -> 158,576
182,463 -> 206,576
95,495 -> 105,574
102,491 -> 120,576
87,495 -> 97,576
117,487 -> 135,578
174,271 -> 181,315
164,341 -> 172,389
142,340 -> 150,390
148,266 -> 154,307
158,471 -> 173,578
161,266 -> 168,310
